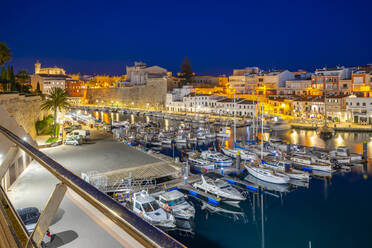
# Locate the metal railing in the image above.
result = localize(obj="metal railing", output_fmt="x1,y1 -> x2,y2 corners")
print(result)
0,125 -> 185,248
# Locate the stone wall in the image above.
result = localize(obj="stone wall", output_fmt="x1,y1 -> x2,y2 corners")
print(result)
0,94 -> 46,190
0,94 -> 47,139
85,78 -> 167,110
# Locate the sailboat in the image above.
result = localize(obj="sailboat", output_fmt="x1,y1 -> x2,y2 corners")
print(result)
245,104 -> 290,184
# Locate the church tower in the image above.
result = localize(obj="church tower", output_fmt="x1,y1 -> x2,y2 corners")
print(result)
35,61 -> 41,74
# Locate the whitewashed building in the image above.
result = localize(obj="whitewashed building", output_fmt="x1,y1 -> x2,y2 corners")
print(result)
346,95 -> 372,124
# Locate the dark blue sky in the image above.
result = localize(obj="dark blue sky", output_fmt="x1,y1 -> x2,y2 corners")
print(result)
2,0 -> 372,75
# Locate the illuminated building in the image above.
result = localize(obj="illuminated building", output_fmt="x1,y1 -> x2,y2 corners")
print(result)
346,95 -> 372,124
351,65 -> 372,96
311,67 -> 352,92
31,61 -> 68,93
125,61 -> 168,86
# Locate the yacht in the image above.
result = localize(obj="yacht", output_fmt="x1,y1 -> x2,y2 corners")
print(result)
156,190 -> 195,220
260,160 -> 310,181
131,191 -> 176,229
245,165 -> 290,184
291,154 -> 333,172
193,176 -> 246,202
200,150 -> 233,167
244,174 -> 290,193
222,148 -> 258,162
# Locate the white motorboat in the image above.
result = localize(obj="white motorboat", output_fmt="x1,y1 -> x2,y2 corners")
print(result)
193,176 -> 246,202
244,174 -> 290,193
245,165 -> 290,184
175,135 -> 187,143
222,148 -> 258,161
188,154 -> 215,172
268,119 -> 291,131
329,146 -> 363,164
156,190 -> 195,220
216,128 -> 230,138
131,191 -> 176,229
196,133 -> 206,140
260,160 -> 310,181
200,150 -> 233,167
291,155 -> 333,172
161,139 -> 172,145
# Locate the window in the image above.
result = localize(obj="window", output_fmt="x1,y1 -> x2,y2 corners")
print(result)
363,103 -> 366,106
357,102 -> 360,106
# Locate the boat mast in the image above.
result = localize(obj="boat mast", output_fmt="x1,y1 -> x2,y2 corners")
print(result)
323,90 -> 327,127
234,92 -> 236,146
261,103 -> 264,160
253,90 -> 256,141
261,193 -> 265,248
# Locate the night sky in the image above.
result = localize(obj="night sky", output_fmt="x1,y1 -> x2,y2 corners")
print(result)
2,0 -> 372,75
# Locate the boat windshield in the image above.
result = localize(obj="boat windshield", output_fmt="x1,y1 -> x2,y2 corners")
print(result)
168,197 -> 186,206
143,200 -> 161,212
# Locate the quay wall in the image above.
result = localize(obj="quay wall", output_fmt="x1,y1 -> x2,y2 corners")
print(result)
85,78 -> 167,110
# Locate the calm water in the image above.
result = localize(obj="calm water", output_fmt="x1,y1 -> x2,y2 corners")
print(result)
90,111 -> 372,248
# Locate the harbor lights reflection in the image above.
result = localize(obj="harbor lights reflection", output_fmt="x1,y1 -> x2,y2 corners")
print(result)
165,119 -> 169,131
335,134 -> 345,147
130,114 -> 135,124
116,113 -> 119,122
289,129 -> 299,144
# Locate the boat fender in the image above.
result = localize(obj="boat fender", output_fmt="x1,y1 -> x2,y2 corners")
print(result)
201,168 -> 207,173
164,203 -> 170,212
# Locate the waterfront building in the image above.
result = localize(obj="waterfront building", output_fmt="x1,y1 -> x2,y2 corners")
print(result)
193,75 -> 219,87
266,96 -> 293,116
125,61 -> 168,86
279,79 -> 312,95
346,95 -> 372,124
31,61 -> 68,93
292,96 -> 324,118
65,78 -> 83,97
351,65 -> 372,96
325,95 -> 347,122
257,70 -> 295,95
228,75 -> 247,93
215,98 -> 256,117
311,67 -> 352,92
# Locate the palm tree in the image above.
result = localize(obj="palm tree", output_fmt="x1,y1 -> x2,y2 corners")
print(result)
40,88 -> 70,138
0,42 -> 11,66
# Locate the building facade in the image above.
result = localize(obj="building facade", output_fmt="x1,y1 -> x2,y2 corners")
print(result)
31,61 -> 68,94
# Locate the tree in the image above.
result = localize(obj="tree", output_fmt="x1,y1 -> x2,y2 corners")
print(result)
179,56 -> 194,86
40,88 -> 70,138
16,70 -> 30,93
0,67 -> 6,91
0,42 -> 11,67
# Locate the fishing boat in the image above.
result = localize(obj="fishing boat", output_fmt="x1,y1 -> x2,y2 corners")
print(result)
245,165 -> 290,184
193,176 -> 246,202
222,148 -> 258,161
131,191 -> 176,229
156,190 -> 195,220
200,150 -> 233,167
267,119 -> 291,131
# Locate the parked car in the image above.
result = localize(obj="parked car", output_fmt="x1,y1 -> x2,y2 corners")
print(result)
69,130 -> 90,140
17,207 -> 52,247
64,136 -> 81,146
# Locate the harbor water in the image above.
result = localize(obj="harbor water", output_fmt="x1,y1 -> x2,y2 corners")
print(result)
92,111 -> 372,248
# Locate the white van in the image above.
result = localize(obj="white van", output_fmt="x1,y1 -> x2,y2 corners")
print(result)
69,130 -> 90,140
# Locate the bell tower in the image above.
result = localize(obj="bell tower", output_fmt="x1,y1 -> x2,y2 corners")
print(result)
35,61 -> 41,74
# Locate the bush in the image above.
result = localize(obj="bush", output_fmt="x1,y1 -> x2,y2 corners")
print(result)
35,115 -> 55,135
